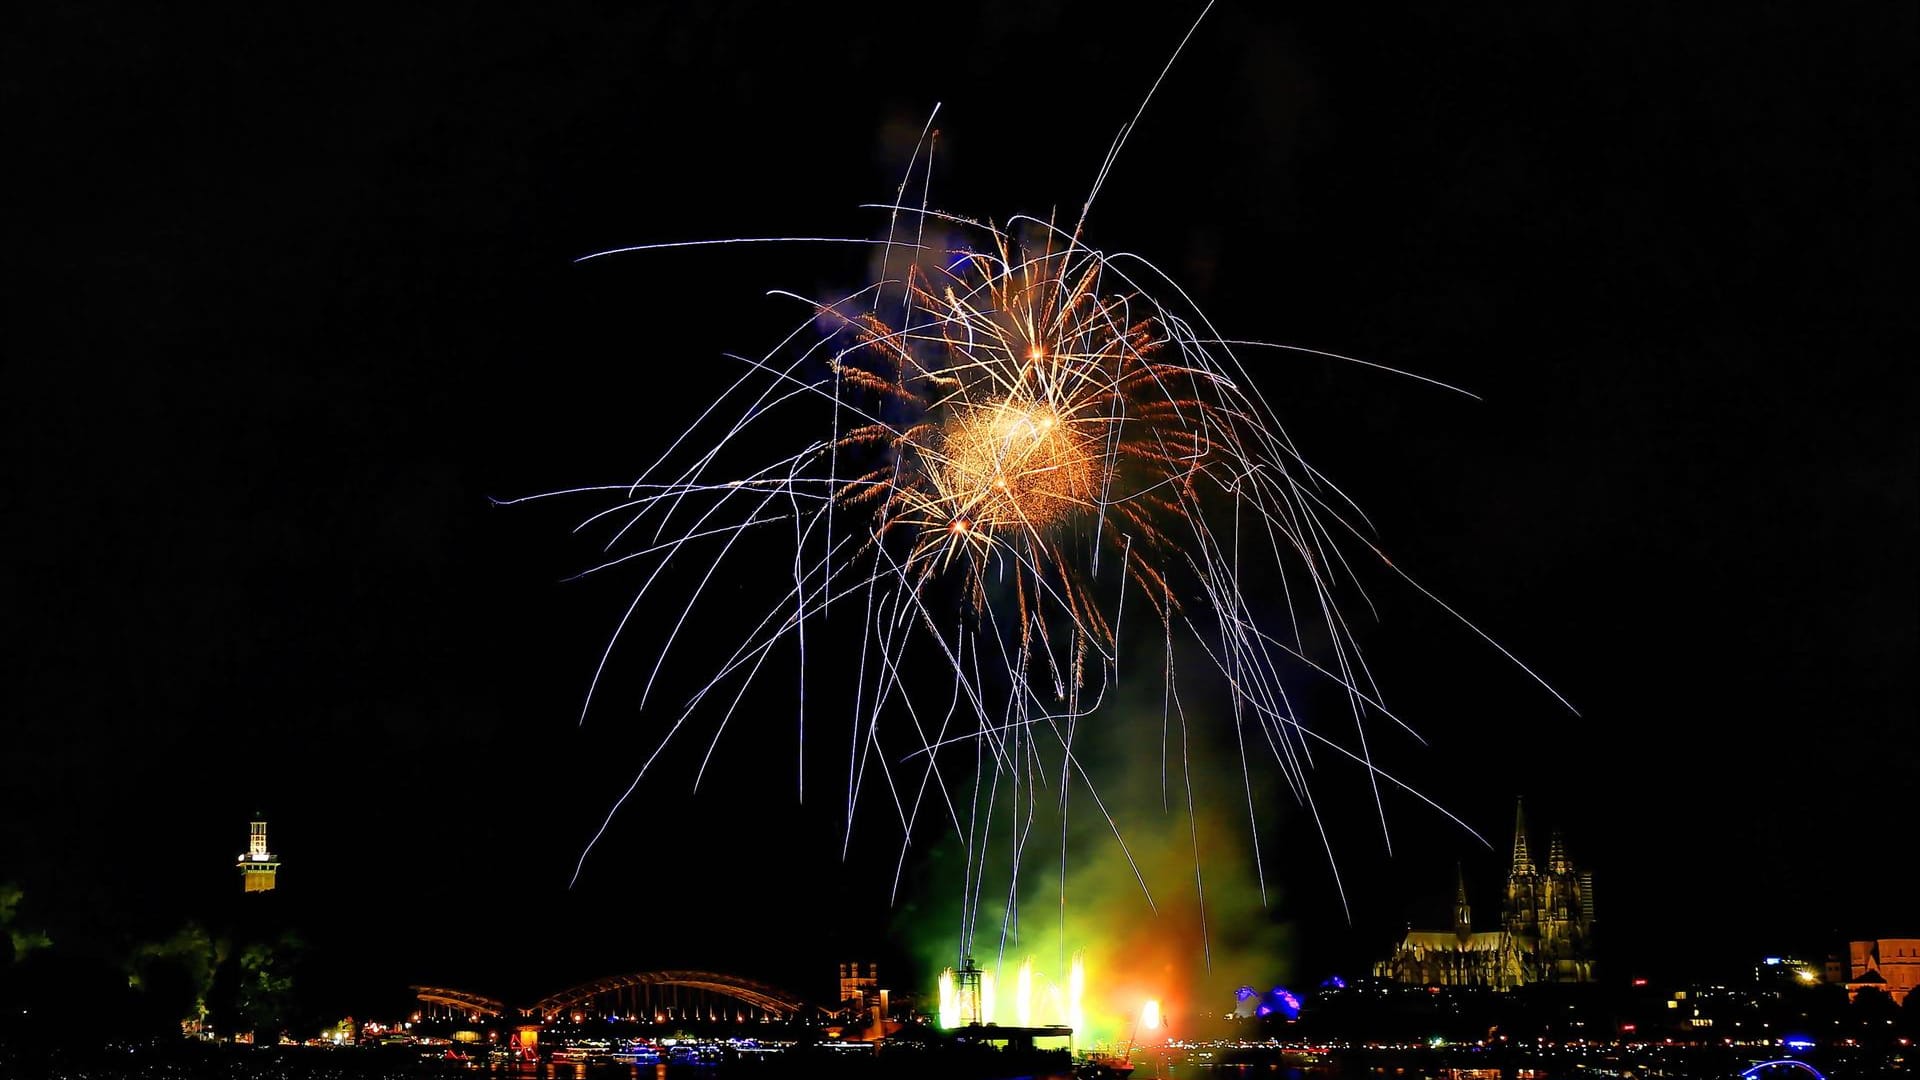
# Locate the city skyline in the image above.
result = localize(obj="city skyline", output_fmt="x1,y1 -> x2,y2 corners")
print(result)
5,0 -> 1912,1015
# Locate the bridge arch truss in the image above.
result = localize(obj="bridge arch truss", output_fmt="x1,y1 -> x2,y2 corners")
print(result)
533,970 -> 812,1022
411,986 -> 511,1021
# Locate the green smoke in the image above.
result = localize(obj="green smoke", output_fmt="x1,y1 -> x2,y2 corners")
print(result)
895,684 -> 1293,1046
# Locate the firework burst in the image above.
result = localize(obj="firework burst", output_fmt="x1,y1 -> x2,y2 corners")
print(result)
514,6 -> 1570,969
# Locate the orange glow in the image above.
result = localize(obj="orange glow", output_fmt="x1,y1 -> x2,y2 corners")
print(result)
928,399 -> 1100,545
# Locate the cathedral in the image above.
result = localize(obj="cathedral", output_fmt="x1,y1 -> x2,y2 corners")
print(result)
1374,801 -> 1595,989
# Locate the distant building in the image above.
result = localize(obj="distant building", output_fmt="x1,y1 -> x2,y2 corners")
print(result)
1823,953 -> 1848,985
1846,938 -> 1920,1005
838,961 -> 879,1011
237,817 -> 281,893
1374,800 -> 1595,989
1754,955 -> 1823,988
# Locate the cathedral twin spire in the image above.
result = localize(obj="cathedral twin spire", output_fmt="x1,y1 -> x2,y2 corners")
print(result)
1511,798 -> 1536,876
1509,798 -> 1573,875
1547,829 -> 1572,875
1378,797 -> 1595,988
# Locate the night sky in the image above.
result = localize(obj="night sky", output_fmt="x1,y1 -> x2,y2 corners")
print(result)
7,2 -> 1913,1011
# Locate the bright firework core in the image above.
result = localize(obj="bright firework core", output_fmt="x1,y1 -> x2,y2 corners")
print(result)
930,397 -> 1101,541
844,238 -> 1177,590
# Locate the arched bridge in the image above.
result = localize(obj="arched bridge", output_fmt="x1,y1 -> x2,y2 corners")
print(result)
411,986 -> 511,1020
532,970 -> 812,1021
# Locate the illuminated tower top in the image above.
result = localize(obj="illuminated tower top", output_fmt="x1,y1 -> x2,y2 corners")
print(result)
1510,798 -> 1535,876
1546,829 -> 1571,875
238,818 -> 280,893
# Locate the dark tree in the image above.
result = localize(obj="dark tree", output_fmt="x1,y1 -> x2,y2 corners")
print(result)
1850,986 -> 1899,1032
126,923 -> 221,1034
1896,989 -> 1920,1036
227,932 -> 305,1041
0,885 -> 51,965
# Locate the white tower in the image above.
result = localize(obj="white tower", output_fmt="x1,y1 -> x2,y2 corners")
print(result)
237,818 -> 280,893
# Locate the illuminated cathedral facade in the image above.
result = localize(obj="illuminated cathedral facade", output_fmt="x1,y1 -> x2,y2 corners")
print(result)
1375,801 -> 1595,989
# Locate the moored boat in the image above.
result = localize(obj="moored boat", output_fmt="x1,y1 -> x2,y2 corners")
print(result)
1074,1048 -> 1136,1079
